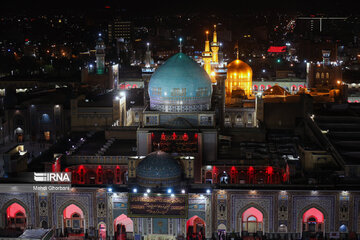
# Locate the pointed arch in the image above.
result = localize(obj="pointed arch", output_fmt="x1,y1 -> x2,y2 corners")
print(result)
237,203 -> 269,233
297,204 -> 329,233
0,198 -> 31,229
57,200 -> 89,231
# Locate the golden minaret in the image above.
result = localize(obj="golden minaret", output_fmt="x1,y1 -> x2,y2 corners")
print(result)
202,31 -> 212,78
211,25 -> 219,64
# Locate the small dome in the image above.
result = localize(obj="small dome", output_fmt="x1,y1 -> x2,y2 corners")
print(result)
263,85 -> 290,96
136,151 -> 182,187
148,53 -> 212,112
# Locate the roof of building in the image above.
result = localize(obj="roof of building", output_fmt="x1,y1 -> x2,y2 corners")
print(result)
148,52 -> 212,111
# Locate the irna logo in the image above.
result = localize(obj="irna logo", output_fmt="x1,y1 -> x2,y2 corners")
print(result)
34,172 -> 71,182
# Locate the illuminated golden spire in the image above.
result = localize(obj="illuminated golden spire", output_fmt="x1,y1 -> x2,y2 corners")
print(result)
202,30 -> 213,81
211,24 -> 219,64
205,31 -> 210,52
213,25 -> 217,43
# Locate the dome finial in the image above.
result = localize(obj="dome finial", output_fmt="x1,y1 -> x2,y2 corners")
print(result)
235,41 -> 239,60
179,37 -> 183,53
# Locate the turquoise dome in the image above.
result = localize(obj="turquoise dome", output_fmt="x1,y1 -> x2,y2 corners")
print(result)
136,151 -> 182,187
148,53 -> 212,112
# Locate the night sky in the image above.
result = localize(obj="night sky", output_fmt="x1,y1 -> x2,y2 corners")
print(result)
2,0 -> 358,15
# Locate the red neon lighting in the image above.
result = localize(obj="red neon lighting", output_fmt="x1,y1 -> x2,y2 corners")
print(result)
114,214 -> 134,232
161,132 -> 166,141
267,46 -> 287,53
267,166 -> 273,175
186,215 -> 206,230
231,166 -> 236,171
302,208 -> 324,223
7,203 -> 26,218
151,132 -> 155,140
183,133 -> 189,141
194,133 -> 198,140
242,207 -> 263,222
63,204 -> 84,218
248,166 -> 254,172
172,132 -> 177,140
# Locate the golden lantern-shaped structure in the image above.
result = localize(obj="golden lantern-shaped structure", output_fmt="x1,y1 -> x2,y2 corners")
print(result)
226,57 -> 253,99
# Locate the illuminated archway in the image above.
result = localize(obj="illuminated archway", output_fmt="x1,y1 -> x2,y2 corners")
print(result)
186,215 -> 205,239
63,204 -> 85,236
6,203 -> 27,230
98,222 -> 106,240
302,208 -> 324,233
114,214 -> 133,240
242,207 -> 263,233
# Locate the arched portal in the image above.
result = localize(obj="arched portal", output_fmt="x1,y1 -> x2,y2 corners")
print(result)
98,222 -> 106,240
6,203 -> 27,230
186,215 -> 205,240
302,208 -> 324,233
63,204 -> 85,237
114,214 -> 133,240
242,207 -> 263,234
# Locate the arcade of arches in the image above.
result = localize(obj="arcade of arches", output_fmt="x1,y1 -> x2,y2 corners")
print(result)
65,165 -> 128,185
203,166 -> 288,185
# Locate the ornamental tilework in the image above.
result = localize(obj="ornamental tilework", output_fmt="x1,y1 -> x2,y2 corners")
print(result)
51,192 -> 94,228
230,194 -> 274,233
292,195 -> 335,232
353,196 -> 360,232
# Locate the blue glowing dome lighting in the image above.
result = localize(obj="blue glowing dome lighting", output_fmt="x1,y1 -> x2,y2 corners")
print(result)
148,53 -> 212,112
136,151 -> 182,187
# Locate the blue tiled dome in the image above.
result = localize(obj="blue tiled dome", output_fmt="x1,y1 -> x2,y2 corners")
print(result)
136,151 -> 182,187
148,53 -> 212,112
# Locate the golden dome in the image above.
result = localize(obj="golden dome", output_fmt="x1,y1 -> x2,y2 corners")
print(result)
226,59 -> 253,98
227,59 -> 252,74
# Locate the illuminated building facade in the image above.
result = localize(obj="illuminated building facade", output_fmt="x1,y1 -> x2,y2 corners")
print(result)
307,50 -> 342,89
0,47 -> 358,240
95,34 -> 106,75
